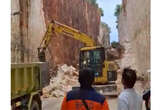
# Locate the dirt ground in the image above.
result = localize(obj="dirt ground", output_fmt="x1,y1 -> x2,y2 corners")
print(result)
42,97 -> 119,110
42,97 -> 63,110
42,64 -> 149,110
42,81 -> 147,110
42,97 -> 146,110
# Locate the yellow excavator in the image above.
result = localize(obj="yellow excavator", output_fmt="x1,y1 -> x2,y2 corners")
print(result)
38,20 -> 119,96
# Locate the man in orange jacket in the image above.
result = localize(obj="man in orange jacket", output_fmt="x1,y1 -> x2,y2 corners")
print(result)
61,68 -> 109,110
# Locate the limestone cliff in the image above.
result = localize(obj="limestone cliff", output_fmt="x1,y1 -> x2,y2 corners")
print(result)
98,22 -> 110,48
43,0 -> 100,66
11,0 -> 46,63
118,0 -> 150,77
11,0 -> 101,67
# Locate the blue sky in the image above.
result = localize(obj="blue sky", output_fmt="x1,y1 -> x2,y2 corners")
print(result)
97,0 -> 122,43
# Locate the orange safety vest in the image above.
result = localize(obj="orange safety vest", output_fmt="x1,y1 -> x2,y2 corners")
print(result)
61,88 -> 110,110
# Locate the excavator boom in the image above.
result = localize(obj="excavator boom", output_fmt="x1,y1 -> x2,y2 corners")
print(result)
39,20 -> 96,51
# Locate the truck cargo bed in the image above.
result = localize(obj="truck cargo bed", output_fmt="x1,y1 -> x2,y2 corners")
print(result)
11,62 -> 49,100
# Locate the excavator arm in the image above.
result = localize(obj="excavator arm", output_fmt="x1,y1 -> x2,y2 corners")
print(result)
38,20 -> 96,62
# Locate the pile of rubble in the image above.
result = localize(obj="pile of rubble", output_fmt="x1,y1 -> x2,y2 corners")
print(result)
42,64 -> 79,98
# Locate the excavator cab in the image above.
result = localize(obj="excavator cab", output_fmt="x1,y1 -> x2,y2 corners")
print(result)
79,47 -> 105,80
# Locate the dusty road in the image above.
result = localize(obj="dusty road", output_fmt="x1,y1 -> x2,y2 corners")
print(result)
42,97 -> 117,110
42,97 -> 146,110
42,97 -> 63,110
42,81 -> 147,110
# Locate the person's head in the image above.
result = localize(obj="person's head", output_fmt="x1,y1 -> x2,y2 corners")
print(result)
78,68 -> 94,88
122,67 -> 137,89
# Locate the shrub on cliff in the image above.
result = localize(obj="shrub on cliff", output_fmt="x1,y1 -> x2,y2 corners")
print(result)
111,41 -> 125,58
114,4 -> 122,28
114,4 -> 122,17
85,0 -> 104,16
86,0 -> 97,5
99,7 -> 104,16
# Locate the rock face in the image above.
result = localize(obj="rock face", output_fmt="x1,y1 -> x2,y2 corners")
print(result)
43,0 -> 100,66
118,0 -> 150,76
98,22 -> 110,48
11,0 -> 100,67
11,0 -> 46,63
43,64 -> 79,98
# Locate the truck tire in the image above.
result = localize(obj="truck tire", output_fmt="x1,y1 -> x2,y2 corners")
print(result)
30,100 -> 40,110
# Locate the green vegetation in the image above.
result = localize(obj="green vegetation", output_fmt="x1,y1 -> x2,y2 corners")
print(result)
85,0 -> 104,16
99,8 -> 104,16
111,41 -> 121,48
86,0 -> 97,6
111,41 -> 125,55
114,4 -> 122,18
114,4 -> 122,28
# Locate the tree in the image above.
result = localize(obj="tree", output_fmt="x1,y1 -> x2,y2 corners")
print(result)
99,8 -> 104,16
114,5 -> 122,18
111,41 -> 121,48
114,4 -> 122,28
111,41 -> 125,57
90,0 -> 97,5
86,0 -> 97,5
85,0 -> 104,16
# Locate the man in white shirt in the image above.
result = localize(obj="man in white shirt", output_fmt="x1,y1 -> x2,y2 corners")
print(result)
117,68 -> 142,110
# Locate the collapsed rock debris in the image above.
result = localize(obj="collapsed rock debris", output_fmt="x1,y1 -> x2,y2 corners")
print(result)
42,64 -> 79,98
